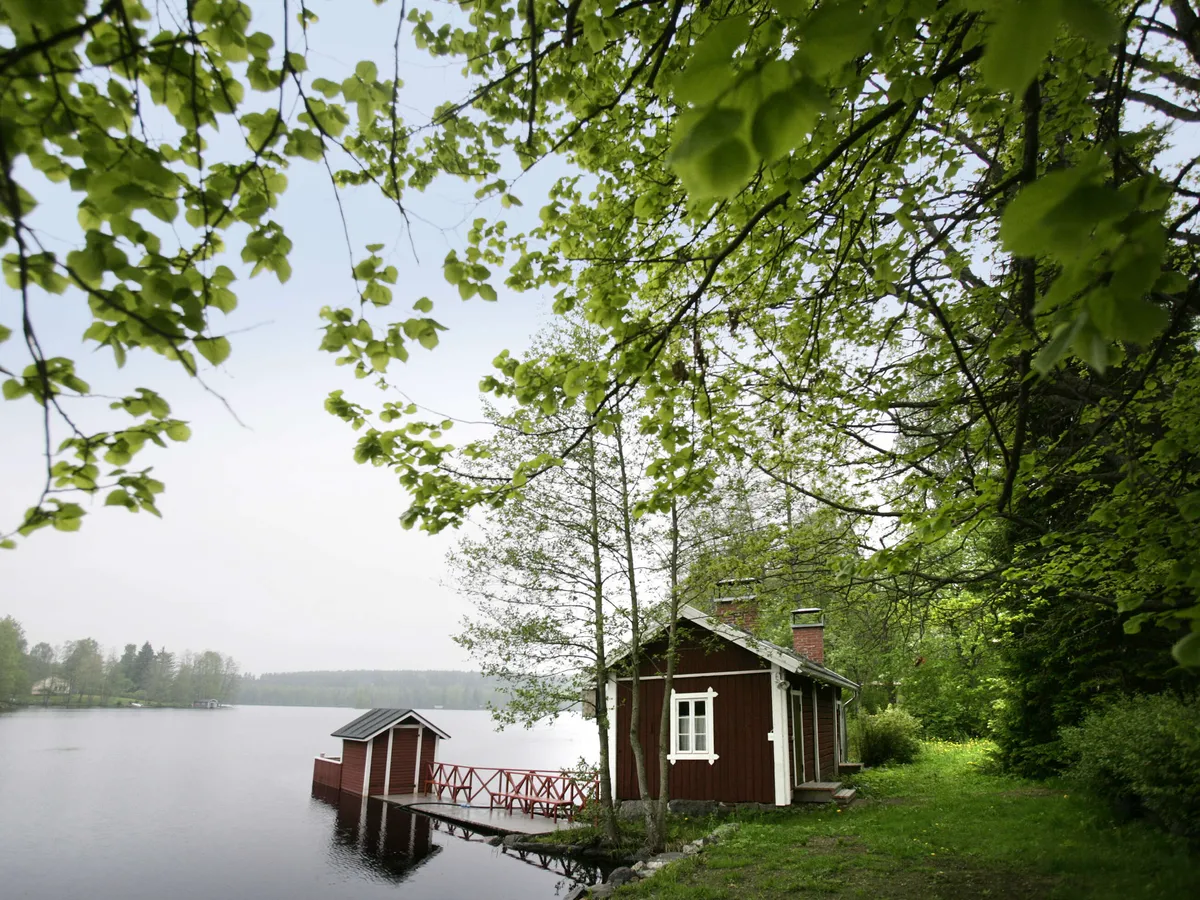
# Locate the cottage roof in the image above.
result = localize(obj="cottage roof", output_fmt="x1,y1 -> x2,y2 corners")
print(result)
609,604 -> 860,692
330,708 -> 451,742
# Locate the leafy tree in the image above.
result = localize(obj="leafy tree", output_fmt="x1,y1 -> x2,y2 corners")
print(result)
61,638 -> 104,703
131,641 -> 155,692
322,0 -> 1200,677
0,0 -> 435,543
26,641 -> 56,683
0,616 -> 28,702
118,643 -> 138,683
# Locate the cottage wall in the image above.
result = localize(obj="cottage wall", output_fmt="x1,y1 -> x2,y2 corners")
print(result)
615,624 -> 775,804
785,672 -> 841,784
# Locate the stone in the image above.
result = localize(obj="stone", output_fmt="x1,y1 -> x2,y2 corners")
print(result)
486,835 -> 502,846
501,833 -> 521,848
616,800 -> 647,820
608,867 -> 639,887
654,852 -> 686,863
668,799 -> 717,817
631,861 -> 648,874
589,884 -> 616,899
564,887 -> 588,900
710,823 -> 741,841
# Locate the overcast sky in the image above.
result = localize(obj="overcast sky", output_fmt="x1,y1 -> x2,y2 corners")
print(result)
0,0 -> 559,673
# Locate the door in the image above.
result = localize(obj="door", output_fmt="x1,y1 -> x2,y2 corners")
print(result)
790,691 -> 806,786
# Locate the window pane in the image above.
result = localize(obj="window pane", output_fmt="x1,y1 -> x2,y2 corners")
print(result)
695,732 -> 707,752
693,715 -> 706,736
678,700 -> 690,717
694,700 -> 705,717
677,730 -> 691,752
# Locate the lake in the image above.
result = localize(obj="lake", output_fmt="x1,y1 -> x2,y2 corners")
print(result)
0,705 -> 600,899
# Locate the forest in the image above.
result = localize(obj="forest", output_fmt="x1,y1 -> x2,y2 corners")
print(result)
0,616 -> 240,707
1,0 -> 1198,856
235,669 -> 506,709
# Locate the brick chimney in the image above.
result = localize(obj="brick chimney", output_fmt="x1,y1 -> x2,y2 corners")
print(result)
714,579 -> 760,632
791,607 -> 825,664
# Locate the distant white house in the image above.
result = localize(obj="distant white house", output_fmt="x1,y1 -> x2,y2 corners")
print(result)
31,677 -> 70,696
192,699 -> 219,709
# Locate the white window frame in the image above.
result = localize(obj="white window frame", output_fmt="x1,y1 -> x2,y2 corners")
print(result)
668,687 -> 719,765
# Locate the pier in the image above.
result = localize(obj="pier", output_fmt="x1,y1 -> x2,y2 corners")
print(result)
376,761 -> 598,836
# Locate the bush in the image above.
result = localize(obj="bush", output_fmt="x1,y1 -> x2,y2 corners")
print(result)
1061,692 -> 1200,839
853,706 -> 922,767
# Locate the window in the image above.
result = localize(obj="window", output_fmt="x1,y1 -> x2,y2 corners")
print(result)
669,688 -> 719,764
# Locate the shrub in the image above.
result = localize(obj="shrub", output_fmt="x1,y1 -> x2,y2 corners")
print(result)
853,706 -> 922,767
1061,692 -> 1200,839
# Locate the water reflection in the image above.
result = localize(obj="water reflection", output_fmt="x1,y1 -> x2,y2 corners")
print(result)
311,786 -> 610,893
313,786 -> 439,883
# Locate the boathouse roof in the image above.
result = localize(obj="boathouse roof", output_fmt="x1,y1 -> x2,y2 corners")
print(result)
331,708 -> 451,742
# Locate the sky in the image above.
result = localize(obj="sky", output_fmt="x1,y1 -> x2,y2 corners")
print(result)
0,0 -> 562,673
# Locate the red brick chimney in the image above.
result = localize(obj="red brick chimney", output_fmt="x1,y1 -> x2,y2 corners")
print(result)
791,608 -> 825,664
714,579 -> 760,632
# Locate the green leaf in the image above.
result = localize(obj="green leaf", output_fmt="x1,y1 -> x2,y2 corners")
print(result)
165,423 -> 192,442
104,489 -> 132,507
998,162 -> 1101,256
195,336 -> 232,366
673,16 -> 749,106
671,107 -> 745,164
355,61 -> 378,81
0,539 -> 15,549
1172,630 -> 1200,668
478,284 -> 498,302
980,0 -> 1062,95
0,323 -> 10,344
751,83 -> 821,160
2,378 -> 24,400
1088,291 -> 1168,345
413,297 -> 434,312
311,77 -> 341,98
799,0 -> 877,75
1059,0 -> 1118,44
1032,316 -> 1085,374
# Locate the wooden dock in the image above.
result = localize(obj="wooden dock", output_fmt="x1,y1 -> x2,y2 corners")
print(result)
375,792 -> 584,836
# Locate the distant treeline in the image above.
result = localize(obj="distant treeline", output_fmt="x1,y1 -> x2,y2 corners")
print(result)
0,615 -> 239,707
236,669 -> 506,709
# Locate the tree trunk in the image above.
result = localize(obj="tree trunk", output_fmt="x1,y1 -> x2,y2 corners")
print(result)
586,433 -> 620,844
613,414 -> 657,849
652,500 -> 684,838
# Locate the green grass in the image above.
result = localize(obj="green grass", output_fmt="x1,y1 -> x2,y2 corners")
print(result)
616,742 -> 1199,899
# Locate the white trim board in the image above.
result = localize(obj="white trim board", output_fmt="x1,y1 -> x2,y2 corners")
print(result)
769,664 -> 790,806
615,668 -> 770,682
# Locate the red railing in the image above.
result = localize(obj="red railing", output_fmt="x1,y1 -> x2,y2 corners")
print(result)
424,762 -> 598,821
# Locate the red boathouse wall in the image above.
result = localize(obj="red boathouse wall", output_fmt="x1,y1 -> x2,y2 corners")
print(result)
340,739 -> 368,796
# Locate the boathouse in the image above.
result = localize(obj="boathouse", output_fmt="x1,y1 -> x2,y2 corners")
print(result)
313,709 -> 450,797
607,601 -> 860,806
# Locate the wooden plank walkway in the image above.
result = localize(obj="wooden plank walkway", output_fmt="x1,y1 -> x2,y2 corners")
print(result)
374,792 -> 584,836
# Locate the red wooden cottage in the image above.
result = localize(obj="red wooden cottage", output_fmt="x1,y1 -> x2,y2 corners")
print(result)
313,708 -> 450,797
607,601 -> 860,806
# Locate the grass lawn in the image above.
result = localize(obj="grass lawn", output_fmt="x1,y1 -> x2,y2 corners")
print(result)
616,742 -> 1198,899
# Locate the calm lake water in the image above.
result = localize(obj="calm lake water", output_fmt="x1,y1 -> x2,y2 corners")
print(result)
0,705 -> 599,899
